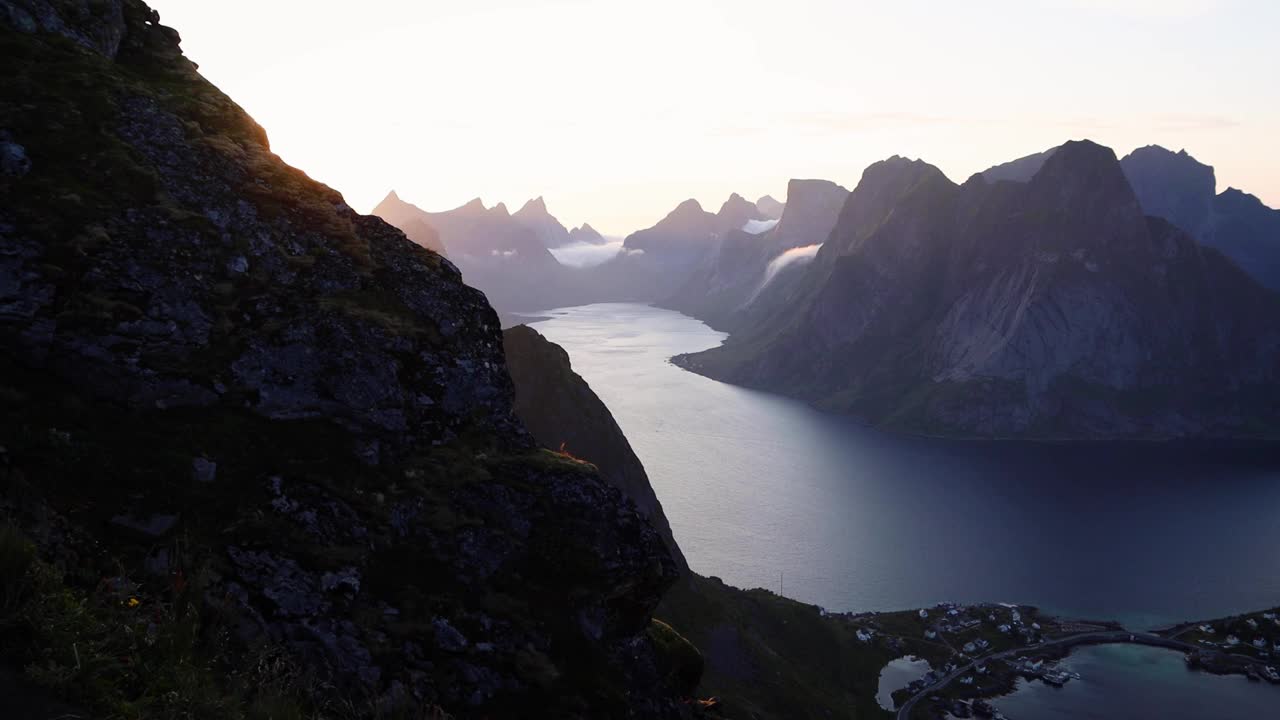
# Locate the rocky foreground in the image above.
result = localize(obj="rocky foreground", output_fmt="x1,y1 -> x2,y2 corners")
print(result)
0,2 -> 695,717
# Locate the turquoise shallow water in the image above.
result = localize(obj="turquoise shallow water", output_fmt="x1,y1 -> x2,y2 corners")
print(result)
996,644 -> 1279,719
529,303 -> 1280,629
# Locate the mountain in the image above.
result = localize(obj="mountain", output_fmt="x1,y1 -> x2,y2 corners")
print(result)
581,196 -> 754,303
756,194 -> 785,220
512,195 -> 572,248
372,191 -> 578,312
1120,145 -> 1280,290
675,141 -> 1280,439
568,222 -> 608,245
981,146 -> 1059,183
662,179 -> 849,330
622,198 -> 720,256
0,2 -> 696,716
501,326 -> 894,720
715,193 -> 767,234
981,145 -> 1280,290
502,326 -> 687,570
399,216 -> 447,255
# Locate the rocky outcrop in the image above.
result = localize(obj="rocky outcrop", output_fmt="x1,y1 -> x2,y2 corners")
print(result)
0,2 -> 690,717
502,325 -> 686,570
676,141 -> 1280,439
499,325 -> 891,720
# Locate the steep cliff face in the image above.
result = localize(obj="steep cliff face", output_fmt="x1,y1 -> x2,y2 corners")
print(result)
677,141 -> 1280,439
0,3 -> 688,717
501,326 -> 891,720
502,325 -> 686,571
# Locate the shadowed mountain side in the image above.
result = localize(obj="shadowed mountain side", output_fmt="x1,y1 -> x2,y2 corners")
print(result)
662,179 -> 849,331
0,2 -> 699,716
980,145 -> 1280,290
502,325 -> 687,570
675,141 -> 1280,439
1121,145 -> 1280,290
501,327 -> 891,720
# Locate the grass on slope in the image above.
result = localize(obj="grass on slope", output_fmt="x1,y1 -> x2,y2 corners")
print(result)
657,574 -> 895,720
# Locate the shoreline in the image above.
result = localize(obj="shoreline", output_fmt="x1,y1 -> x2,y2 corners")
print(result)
866,603 -> 1280,720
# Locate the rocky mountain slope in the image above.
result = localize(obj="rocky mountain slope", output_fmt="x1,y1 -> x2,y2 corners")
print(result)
980,145 -> 1280,291
0,2 -> 699,717
662,179 -> 848,331
512,196 -> 572,248
501,326 -> 892,720
1120,145 -> 1280,290
676,141 -> 1280,439
502,325 -> 686,570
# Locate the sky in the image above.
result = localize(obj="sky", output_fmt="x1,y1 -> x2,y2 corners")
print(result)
154,0 -> 1279,236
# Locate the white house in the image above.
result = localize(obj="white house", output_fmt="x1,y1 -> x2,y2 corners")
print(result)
1226,635 -> 1240,646
919,609 -> 929,619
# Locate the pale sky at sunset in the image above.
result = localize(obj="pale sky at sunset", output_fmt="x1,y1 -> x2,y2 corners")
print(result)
154,0 -> 1278,236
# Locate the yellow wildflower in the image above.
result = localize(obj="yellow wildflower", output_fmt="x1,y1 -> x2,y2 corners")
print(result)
127,597 -> 141,608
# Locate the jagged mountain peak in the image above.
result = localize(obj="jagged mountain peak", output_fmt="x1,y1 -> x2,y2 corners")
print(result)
1030,140 -> 1134,200
756,194 -> 785,219
672,198 -> 705,215
516,196 -> 548,215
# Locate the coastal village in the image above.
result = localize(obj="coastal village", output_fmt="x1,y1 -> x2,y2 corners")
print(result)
835,602 -> 1280,719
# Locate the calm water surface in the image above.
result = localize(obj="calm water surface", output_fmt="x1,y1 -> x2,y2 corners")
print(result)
876,656 -> 932,711
528,303 -> 1280,629
996,644 -> 1279,719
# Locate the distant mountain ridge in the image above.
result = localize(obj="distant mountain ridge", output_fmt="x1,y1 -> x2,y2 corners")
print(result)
513,195 -> 573,248
979,145 -> 1280,290
662,178 -> 849,330
372,191 -> 576,311
675,140 -> 1280,439
568,222 -> 608,245
1120,145 -> 1280,290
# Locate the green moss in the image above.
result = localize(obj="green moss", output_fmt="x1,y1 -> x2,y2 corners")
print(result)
646,619 -> 703,697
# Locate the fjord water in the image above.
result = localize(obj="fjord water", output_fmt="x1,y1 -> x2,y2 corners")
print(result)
528,304 -> 1280,629
995,644 -> 1279,718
